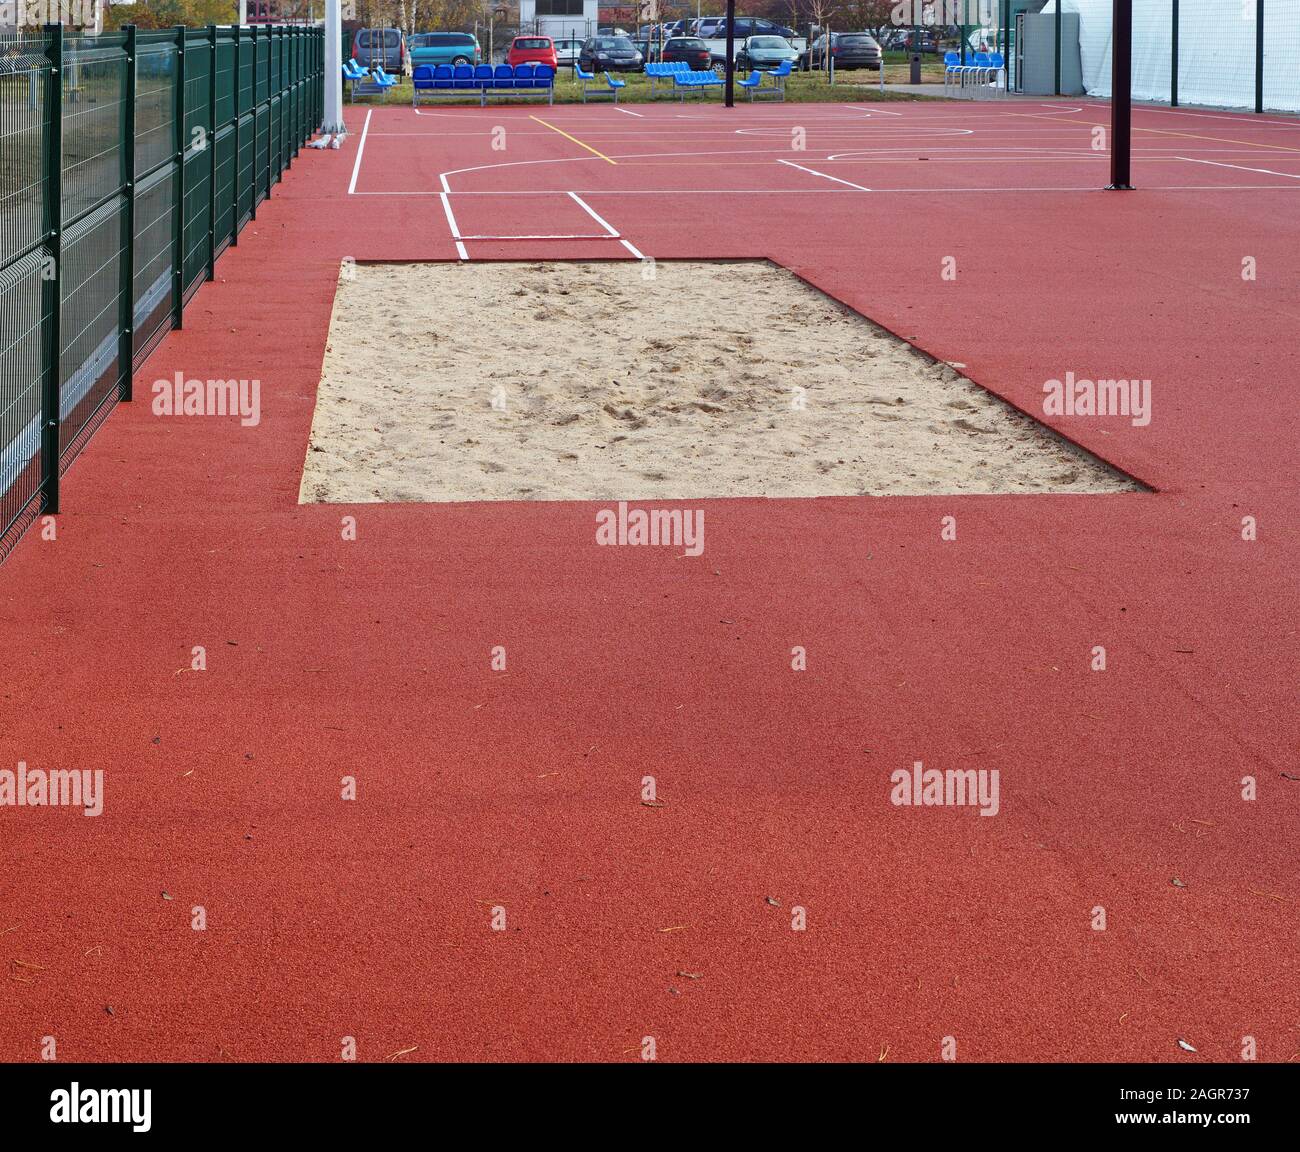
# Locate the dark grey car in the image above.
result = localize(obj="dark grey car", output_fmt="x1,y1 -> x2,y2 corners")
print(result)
352,28 -> 405,74
579,35 -> 643,73
801,32 -> 882,72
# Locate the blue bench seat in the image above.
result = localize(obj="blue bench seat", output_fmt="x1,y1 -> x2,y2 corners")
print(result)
413,63 -> 555,107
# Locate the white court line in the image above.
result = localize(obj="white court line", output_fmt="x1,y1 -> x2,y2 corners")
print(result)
615,107 -> 645,117
347,110 -> 372,195
360,183 -> 1300,197
438,191 -> 469,260
566,191 -> 620,237
1178,155 -> 1300,180
776,158 -> 871,191
1085,102 -> 1300,129
459,233 -> 616,240
619,238 -> 645,259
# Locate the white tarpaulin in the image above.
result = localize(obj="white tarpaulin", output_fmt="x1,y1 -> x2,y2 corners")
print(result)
1042,0 -> 1300,112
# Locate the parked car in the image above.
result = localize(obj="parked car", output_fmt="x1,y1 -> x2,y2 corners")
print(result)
693,17 -> 727,39
661,36 -> 712,70
713,17 -> 797,40
887,29 -> 942,54
408,31 -> 480,68
736,35 -> 799,71
800,32 -> 882,72
552,37 -> 583,68
352,28 -> 405,74
506,35 -> 559,69
578,35 -> 643,73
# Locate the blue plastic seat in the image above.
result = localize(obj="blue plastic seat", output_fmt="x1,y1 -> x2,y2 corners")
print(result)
738,70 -> 762,90
513,62 -> 535,88
473,64 -> 493,87
533,64 -> 555,89
453,64 -> 476,89
434,63 -> 454,89
493,63 -> 513,89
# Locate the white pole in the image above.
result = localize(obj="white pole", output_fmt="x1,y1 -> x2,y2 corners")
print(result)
238,0 -> 248,24
323,0 -> 345,135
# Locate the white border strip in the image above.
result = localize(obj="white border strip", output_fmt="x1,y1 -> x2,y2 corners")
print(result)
347,110 -> 372,195
776,158 -> 871,191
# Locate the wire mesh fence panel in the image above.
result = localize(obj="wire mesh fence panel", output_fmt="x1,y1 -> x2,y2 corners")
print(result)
0,24 -> 322,563
0,37 -> 50,268
1263,0 -> 1300,112
254,102 -> 270,205
132,167 -> 175,362
182,149 -> 210,302
236,111 -> 255,227
212,123 -> 236,256
135,40 -> 176,179
59,197 -> 125,461
0,250 -> 49,550
1051,0 -> 1299,112
61,37 -> 126,225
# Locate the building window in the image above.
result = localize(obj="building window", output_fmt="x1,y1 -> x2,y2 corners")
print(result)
535,0 -> 585,15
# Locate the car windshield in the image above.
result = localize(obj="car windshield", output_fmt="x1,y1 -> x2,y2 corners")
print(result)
750,37 -> 786,48
595,38 -> 634,50
839,36 -> 876,46
668,38 -> 707,49
515,39 -> 550,49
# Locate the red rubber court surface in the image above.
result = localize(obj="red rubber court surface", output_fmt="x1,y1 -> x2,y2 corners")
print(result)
0,96 -> 1297,1063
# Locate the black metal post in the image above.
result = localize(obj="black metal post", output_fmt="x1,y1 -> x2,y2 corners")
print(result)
207,24 -> 218,280
1255,0 -> 1264,114
724,0 -> 735,107
41,23 -> 64,514
121,26 -> 136,400
1170,0 -> 1178,107
171,25 -> 186,329
232,26 -> 240,247
1054,2 -> 1061,96
1108,0 -> 1132,190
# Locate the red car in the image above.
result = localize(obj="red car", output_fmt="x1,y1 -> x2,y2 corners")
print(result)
506,35 -> 559,69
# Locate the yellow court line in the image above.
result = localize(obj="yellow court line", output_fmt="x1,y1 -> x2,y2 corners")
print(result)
529,116 -> 617,164
1008,111 -> 1300,155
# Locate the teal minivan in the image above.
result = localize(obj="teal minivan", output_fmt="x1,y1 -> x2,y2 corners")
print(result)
408,32 -> 482,68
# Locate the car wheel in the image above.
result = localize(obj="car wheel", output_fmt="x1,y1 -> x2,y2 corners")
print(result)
452,56 -> 469,65
712,60 -> 727,78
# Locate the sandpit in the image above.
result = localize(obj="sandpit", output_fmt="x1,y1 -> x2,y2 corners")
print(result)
299,260 -> 1138,503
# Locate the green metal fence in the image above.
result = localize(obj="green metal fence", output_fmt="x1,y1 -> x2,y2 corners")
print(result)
0,23 -> 324,561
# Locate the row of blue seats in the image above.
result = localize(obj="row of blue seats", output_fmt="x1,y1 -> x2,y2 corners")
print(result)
413,63 -> 556,106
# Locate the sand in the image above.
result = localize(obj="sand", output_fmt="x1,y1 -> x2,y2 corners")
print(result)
299,260 -> 1139,504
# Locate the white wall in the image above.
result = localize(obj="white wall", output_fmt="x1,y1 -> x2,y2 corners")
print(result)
1043,0 -> 1300,113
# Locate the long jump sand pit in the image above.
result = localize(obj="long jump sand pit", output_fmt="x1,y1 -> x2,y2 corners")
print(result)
299,260 -> 1139,504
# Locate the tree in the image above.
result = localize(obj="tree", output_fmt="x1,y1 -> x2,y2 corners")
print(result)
104,0 -> 238,30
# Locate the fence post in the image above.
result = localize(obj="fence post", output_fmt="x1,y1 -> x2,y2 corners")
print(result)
171,25 -> 186,331
232,25 -> 240,247
263,26 -> 272,199
248,25 -> 256,221
207,24 -> 218,281
121,25 -> 137,402
1170,0 -> 1178,107
1053,1 -> 1061,96
41,23 -> 64,515
1254,0 -> 1264,114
